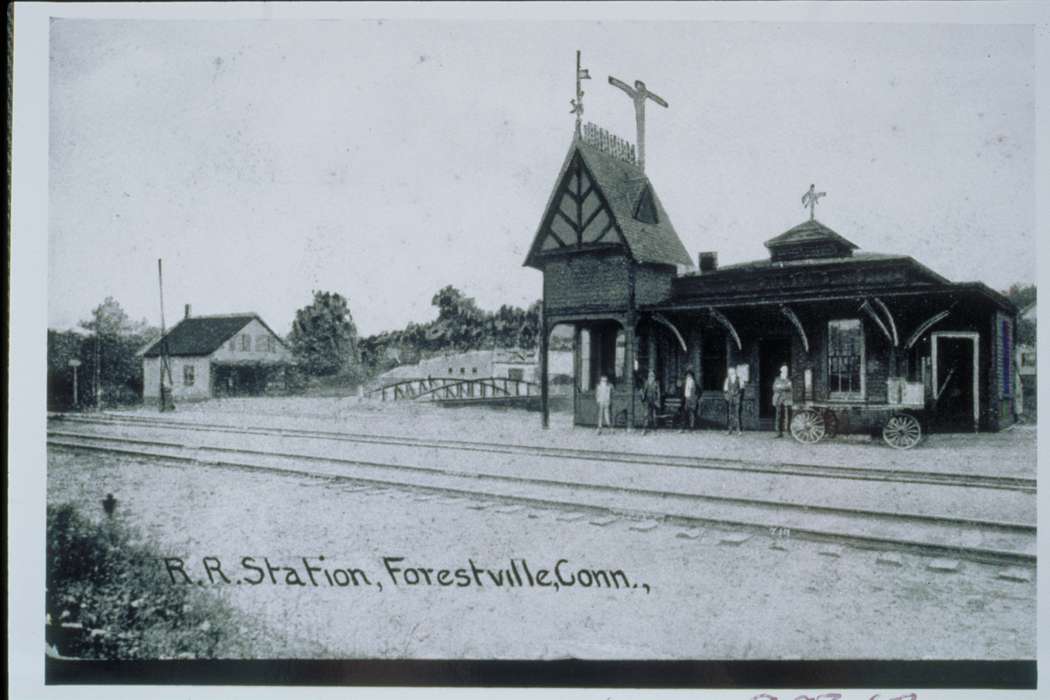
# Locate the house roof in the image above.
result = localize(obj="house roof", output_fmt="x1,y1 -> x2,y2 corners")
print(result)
764,218 -> 859,252
141,314 -> 283,357
524,137 -> 693,268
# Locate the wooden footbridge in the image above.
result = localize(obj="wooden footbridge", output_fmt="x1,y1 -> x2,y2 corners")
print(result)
366,376 -> 542,405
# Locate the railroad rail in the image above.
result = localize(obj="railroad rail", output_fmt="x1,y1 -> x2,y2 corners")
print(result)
51,412 -> 1036,493
48,413 -> 1036,566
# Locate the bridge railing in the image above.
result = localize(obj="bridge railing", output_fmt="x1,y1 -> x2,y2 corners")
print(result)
365,377 -> 541,402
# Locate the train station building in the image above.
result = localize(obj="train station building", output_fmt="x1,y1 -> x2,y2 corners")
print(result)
525,125 -> 1018,439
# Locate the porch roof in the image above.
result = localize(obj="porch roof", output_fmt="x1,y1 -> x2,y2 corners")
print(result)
648,280 -> 1015,314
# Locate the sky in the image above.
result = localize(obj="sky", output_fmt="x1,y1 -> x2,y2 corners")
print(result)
48,19 -> 1036,336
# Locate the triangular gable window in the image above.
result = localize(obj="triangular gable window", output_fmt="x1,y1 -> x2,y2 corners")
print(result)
634,185 -> 658,224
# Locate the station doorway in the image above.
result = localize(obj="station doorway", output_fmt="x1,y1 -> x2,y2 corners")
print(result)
932,332 -> 979,432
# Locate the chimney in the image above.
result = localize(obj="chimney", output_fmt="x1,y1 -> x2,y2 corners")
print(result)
184,304 -> 192,319
698,252 -> 718,273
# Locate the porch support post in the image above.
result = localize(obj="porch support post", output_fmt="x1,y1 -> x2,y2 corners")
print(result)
624,312 -> 637,431
647,327 -> 657,375
540,307 -> 550,429
573,325 -> 581,420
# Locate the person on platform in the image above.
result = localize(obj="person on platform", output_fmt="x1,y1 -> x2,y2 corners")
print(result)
772,364 -> 793,438
681,368 -> 698,432
595,374 -> 613,435
723,367 -> 743,435
641,370 -> 661,435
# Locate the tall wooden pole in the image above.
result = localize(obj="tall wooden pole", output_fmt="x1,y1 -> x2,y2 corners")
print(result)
158,258 -> 169,412
94,310 -> 101,410
540,305 -> 549,429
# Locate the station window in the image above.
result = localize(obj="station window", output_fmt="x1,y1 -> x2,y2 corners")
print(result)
241,334 -> 251,351
472,367 -> 478,375
448,368 -> 453,374
508,368 -> 524,381
828,319 -> 865,399
183,365 -> 195,386
228,338 -> 236,351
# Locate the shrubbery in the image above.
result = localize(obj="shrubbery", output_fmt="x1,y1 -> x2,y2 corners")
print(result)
46,503 -> 245,659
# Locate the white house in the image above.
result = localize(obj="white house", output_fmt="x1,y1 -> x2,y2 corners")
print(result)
141,309 -> 292,401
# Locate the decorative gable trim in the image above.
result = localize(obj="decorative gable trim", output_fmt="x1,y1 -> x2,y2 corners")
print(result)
525,151 -> 628,266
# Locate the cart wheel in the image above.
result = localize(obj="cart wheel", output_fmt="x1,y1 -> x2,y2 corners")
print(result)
790,409 -> 826,444
883,413 -> 922,449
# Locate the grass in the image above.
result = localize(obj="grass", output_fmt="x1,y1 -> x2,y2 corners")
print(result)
46,502 -> 250,659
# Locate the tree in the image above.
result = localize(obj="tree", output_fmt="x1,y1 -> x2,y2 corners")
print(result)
47,297 -> 159,410
429,285 -> 488,351
1004,283 -> 1036,346
288,291 -> 359,377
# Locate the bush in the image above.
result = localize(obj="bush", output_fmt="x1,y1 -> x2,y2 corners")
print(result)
46,503 -> 245,659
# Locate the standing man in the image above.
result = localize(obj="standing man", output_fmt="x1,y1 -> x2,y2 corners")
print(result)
595,374 -> 613,435
772,364 -> 793,438
641,370 -> 661,435
723,367 -> 743,435
681,368 -> 698,432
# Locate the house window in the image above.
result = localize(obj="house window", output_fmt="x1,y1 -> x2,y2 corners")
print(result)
472,367 -> 478,375
183,365 -> 195,386
228,339 -> 236,351
507,368 -> 524,381
460,367 -> 465,375
828,319 -> 865,399
241,334 -> 251,351
448,368 -> 453,375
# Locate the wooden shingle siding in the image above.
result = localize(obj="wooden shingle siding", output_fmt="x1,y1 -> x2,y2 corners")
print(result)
633,264 -> 676,306
543,254 -> 631,314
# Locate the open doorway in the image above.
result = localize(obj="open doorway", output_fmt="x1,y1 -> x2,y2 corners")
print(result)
932,332 -> 979,431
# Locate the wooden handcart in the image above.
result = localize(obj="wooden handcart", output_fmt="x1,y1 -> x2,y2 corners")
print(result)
788,379 -> 927,449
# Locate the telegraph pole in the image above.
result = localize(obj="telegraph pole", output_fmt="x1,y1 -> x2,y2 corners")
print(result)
157,258 -> 172,412
94,310 -> 101,410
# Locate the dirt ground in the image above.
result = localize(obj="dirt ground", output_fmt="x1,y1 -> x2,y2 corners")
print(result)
48,425 -> 1036,660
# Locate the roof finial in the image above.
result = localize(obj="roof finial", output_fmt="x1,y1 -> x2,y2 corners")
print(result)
802,183 -> 827,221
608,74 -> 668,172
570,51 -> 591,139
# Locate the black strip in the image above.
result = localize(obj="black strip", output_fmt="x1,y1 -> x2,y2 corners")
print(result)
47,658 -> 1036,688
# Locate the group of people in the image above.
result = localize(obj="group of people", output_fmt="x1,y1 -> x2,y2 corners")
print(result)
594,365 -> 794,437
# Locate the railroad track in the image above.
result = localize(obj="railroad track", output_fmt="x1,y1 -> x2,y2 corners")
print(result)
51,412 -> 1036,493
48,414 -> 1036,566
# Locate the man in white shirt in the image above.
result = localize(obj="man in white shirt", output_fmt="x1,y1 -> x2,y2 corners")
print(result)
595,374 -> 613,435
681,368 -> 698,432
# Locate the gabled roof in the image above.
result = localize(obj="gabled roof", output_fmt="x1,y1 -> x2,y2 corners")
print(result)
141,313 -> 283,357
524,137 -> 692,269
764,219 -> 859,252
